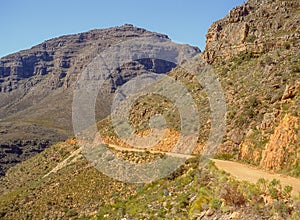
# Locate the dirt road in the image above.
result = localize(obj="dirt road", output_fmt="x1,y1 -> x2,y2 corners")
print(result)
107,145 -> 300,197
107,143 -> 193,159
44,143 -> 300,197
213,159 -> 300,197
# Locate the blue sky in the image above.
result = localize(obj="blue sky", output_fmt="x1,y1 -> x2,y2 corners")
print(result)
0,0 -> 245,58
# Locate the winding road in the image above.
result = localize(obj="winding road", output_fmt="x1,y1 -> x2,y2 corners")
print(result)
44,143 -> 300,197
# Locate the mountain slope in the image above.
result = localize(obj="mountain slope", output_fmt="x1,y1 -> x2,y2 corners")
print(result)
0,139 -> 298,219
204,0 -> 300,176
0,0 -> 299,219
0,24 -> 200,175
98,0 -> 300,176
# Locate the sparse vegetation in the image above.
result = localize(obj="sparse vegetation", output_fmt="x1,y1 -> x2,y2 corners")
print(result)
245,35 -> 256,43
0,0 -> 300,219
1,144 -> 299,219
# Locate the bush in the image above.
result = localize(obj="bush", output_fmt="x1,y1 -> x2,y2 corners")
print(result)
248,96 -> 259,107
219,182 -> 246,206
214,153 -> 234,160
246,35 -> 256,43
268,179 -> 281,200
283,185 -> 293,198
232,52 -> 254,65
210,198 -> 222,209
65,209 -> 78,217
265,56 -> 274,65
189,189 -> 211,218
283,42 -> 291,50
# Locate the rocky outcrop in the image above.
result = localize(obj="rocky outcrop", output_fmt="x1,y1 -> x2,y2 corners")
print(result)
281,83 -> 299,100
204,0 -> 300,63
206,0 -> 300,175
239,140 -> 261,164
239,112 -> 300,171
260,114 -> 299,171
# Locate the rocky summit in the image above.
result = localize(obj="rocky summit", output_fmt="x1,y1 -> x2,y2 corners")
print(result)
205,0 -> 300,63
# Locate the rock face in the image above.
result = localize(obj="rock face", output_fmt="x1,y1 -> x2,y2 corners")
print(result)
260,114 -> 299,171
239,114 -> 300,170
204,0 -> 300,63
0,24 -> 172,118
0,24 -> 200,175
204,0 -> 300,175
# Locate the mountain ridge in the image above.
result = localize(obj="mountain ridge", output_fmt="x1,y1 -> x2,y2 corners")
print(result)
0,24 -> 200,175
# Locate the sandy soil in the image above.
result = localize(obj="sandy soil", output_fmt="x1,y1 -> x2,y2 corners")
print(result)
213,159 -> 300,197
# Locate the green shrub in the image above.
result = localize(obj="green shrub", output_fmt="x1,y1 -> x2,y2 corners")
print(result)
291,64 -> 300,73
268,179 -> 281,200
246,35 -> 256,43
283,185 -> 293,198
209,198 -> 222,209
214,153 -> 234,160
65,209 -> 78,217
189,191 -> 211,218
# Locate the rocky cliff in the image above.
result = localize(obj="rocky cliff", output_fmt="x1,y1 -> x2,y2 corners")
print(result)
0,24 -> 172,118
205,0 -> 300,175
205,0 -> 300,63
260,114 -> 299,171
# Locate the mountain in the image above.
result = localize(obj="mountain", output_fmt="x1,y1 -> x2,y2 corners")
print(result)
97,0 -> 300,176
0,24 -> 200,175
0,0 -> 299,219
204,0 -> 300,175
205,0 -> 300,63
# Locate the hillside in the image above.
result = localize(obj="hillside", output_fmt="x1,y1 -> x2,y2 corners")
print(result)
0,0 -> 299,219
0,24 -> 200,175
204,0 -> 300,176
99,0 -> 300,176
0,140 -> 299,219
